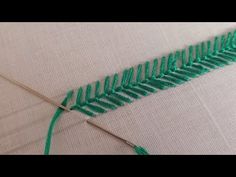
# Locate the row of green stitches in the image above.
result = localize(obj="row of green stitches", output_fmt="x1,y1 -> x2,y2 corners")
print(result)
69,30 -> 236,117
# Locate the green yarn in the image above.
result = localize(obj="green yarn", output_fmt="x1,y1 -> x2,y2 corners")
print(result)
188,45 -> 194,66
111,73 -> 119,92
167,53 -> 174,71
44,90 -> 73,155
159,57 -> 166,77
214,37 -> 219,54
195,44 -> 201,62
144,61 -> 150,80
85,84 -> 92,101
45,90 -> 149,155
86,103 -> 107,113
121,69 -> 128,86
127,67 -> 134,85
76,87 -> 83,105
122,89 -> 140,99
201,42 -> 206,58
207,40 -> 212,55
71,105 -> 95,117
44,30 -> 236,155
66,30 -> 236,118
134,146 -> 149,155
112,92 -> 132,103
105,96 -> 124,106
151,58 -> 158,78
136,64 -> 143,83
94,99 -> 117,110
95,81 -> 101,97
128,86 -> 148,96
181,50 -> 187,67
104,76 -> 110,93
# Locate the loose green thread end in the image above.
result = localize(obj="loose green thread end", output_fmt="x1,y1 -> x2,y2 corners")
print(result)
134,146 -> 149,155
44,90 -> 74,155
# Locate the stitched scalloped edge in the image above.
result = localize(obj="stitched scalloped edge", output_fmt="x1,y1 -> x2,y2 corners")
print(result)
69,30 -> 236,117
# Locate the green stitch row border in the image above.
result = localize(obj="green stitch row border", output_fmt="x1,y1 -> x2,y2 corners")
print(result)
69,30 -> 236,117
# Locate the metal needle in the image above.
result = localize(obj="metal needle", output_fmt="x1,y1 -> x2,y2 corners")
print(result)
86,119 -> 136,148
0,72 -> 70,112
0,72 -> 137,149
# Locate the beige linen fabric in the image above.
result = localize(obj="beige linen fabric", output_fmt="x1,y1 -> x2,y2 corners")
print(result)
0,23 -> 236,154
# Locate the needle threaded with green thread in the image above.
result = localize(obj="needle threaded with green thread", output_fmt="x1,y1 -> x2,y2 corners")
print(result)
44,90 -> 74,155
44,91 -> 150,155
134,146 -> 149,155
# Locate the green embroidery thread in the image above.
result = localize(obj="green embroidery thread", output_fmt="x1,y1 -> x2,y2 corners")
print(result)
45,30 -> 236,155
134,146 -> 149,155
69,30 -> 236,117
44,90 -> 73,155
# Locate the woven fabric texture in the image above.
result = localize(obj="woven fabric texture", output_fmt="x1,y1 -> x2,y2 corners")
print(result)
0,23 -> 236,154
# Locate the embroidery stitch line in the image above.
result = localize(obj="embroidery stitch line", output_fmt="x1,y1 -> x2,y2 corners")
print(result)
45,29 -> 236,155
69,30 -> 236,117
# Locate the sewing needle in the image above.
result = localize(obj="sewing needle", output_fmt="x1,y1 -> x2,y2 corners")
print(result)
0,72 -> 70,112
